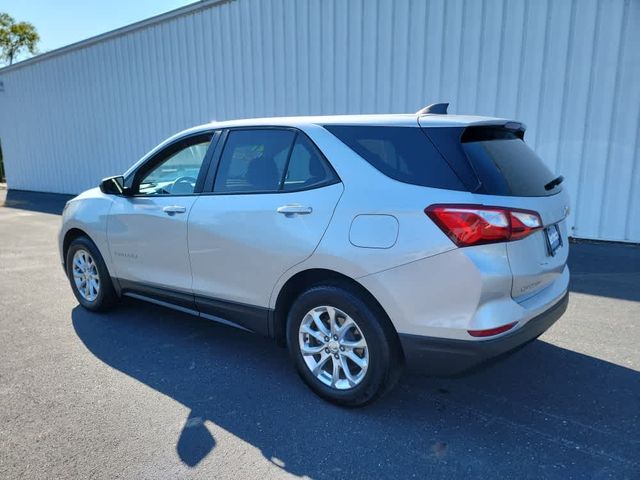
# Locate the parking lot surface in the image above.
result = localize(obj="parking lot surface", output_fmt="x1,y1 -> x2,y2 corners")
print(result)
1,190 -> 639,479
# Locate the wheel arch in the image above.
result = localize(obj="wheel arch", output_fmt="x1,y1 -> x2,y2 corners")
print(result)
62,227 -> 121,296
271,268 -> 403,358
62,227 -> 96,261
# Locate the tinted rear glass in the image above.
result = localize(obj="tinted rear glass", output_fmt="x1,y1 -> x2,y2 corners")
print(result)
324,125 -> 466,190
460,126 -> 560,197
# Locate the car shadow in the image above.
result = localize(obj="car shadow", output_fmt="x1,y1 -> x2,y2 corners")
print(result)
71,299 -> 640,478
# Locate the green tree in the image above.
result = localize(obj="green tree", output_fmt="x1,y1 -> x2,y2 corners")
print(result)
0,13 -> 39,66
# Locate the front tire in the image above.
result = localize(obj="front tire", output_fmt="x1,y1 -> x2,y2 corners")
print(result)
66,236 -> 118,312
286,284 -> 401,407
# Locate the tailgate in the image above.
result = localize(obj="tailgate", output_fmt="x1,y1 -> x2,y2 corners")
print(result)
503,194 -> 570,300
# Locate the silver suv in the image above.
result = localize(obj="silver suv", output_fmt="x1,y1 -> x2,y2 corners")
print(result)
60,107 -> 570,406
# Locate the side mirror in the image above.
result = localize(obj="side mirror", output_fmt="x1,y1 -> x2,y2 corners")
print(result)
99,176 -> 130,196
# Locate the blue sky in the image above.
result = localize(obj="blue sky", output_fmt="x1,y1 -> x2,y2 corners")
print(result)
2,0 -> 196,59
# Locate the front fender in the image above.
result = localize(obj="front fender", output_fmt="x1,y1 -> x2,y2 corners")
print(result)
59,189 -> 115,274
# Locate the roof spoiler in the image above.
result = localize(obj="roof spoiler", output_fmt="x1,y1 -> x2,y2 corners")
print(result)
416,102 -> 449,115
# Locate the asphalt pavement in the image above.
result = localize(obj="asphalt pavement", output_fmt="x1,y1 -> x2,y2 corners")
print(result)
1,190 -> 639,479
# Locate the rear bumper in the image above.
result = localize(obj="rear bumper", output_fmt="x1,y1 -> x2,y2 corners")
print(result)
399,291 -> 569,375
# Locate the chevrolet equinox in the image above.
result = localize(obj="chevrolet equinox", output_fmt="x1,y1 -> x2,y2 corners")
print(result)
60,105 -> 570,406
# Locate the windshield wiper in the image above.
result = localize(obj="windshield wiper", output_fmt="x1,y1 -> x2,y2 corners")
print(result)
544,175 -> 564,191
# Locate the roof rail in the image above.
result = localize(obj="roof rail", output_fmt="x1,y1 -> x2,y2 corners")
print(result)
416,103 -> 449,115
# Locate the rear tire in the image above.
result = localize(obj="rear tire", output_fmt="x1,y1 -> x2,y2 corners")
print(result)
286,284 -> 401,407
66,236 -> 118,312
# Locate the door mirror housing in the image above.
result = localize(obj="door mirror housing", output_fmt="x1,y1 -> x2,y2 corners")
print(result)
99,176 -> 130,196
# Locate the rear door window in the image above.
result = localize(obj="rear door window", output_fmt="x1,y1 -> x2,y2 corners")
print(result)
324,125 -> 466,190
212,128 -> 339,194
213,129 -> 295,193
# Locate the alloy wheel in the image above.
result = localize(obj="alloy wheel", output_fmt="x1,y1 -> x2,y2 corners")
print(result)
298,305 -> 369,390
72,249 -> 100,302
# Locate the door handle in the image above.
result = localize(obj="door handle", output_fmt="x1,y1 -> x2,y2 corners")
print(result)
163,205 -> 187,215
277,204 -> 313,216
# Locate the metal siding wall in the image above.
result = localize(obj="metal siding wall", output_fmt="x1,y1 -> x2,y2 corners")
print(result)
0,0 -> 638,242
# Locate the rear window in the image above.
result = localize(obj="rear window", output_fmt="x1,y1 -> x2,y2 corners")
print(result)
460,126 -> 560,197
324,125 -> 466,190
425,125 -> 560,197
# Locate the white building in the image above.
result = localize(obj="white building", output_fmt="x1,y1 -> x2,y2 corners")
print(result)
0,0 -> 638,242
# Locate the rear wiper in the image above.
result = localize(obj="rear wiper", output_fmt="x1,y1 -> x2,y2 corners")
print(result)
544,175 -> 564,191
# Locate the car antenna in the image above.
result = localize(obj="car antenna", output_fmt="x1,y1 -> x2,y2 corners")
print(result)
416,103 -> 449,115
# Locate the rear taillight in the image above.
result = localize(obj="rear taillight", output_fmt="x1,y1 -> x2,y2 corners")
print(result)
425,204 -> 543,247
